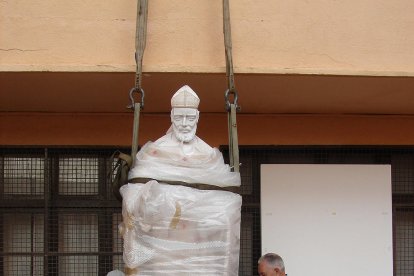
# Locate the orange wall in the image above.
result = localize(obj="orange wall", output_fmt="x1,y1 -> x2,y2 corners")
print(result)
2,113 -> 414,147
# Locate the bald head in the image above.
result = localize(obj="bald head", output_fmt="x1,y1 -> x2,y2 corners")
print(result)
258,253 -> 286,276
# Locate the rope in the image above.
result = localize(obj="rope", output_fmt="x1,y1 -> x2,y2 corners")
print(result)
223,0 -> 240,172
129,177 -> 241,194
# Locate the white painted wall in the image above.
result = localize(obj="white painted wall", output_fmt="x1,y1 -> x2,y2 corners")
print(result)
261,164 -> 393,276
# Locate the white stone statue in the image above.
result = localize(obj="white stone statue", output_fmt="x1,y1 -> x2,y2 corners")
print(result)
128,85 -> 240,187
119,85 -> 242,276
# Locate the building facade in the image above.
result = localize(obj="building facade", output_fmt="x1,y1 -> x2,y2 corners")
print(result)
1,0 -> 414,275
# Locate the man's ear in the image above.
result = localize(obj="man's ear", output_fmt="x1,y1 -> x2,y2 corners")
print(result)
275,267 -> 282,275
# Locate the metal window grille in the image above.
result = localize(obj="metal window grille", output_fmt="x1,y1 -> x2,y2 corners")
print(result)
58,158 -> 99,196
3,157 -> 44,197
1,146 -> 414,275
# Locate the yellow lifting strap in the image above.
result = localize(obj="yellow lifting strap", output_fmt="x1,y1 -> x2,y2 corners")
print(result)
223,0 -> 241,172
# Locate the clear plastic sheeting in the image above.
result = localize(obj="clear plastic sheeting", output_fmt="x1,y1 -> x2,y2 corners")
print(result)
128,140 -> 241,187
119,180 -> 242,276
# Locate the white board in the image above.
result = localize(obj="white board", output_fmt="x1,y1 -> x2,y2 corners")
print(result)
261,164 -> 393,276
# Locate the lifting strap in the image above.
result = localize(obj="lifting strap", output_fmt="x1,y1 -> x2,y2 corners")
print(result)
128,0 -> 148,166
223,0 -> 240,172
112,0 -> 240,201
110,0 -> 148,201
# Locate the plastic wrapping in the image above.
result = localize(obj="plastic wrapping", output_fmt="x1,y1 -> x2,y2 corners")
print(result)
120,180 -> 242,276
128,138 -> 241,187
122,131 -> 242,275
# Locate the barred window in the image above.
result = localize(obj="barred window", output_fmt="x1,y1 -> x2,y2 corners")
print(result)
3,214 -> 44,275
58,214 -> 99,274
3,157 -> 44,197
1,147 -> 414,275
59,158 -> 99,195
395,210 -> 414,275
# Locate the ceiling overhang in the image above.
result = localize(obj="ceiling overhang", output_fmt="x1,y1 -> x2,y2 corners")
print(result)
1,72 -> 414,115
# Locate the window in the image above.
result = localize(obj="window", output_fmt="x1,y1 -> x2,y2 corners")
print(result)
3,157 -> 44,197
0,148 -> 123,276
59,158 -> 99,196
3,214 -> 44,275
1,147 -> 414,275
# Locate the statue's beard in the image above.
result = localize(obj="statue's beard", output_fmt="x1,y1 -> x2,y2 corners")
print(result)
172,124 -> 197,143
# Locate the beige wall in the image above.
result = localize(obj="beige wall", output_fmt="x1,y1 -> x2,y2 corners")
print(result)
2,0 -> 414,76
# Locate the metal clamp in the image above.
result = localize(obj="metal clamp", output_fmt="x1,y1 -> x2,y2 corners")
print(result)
225,89 -> 241,112
127,87 -> 145,110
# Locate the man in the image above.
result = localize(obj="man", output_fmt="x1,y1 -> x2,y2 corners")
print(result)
258,253 -> 286,276
106,270 -> 125,276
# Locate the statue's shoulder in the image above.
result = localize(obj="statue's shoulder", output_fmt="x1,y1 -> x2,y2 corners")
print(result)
152,133 -> 177,147
139,133 -> 215,159
192,136 -> 214,153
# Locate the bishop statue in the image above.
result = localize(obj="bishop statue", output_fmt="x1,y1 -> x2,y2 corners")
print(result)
119,85 -> 242,275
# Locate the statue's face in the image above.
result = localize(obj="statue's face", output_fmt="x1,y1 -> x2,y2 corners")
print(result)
171,107 -> 199,143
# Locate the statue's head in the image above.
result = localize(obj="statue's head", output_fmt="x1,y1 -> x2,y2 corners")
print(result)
170,85 -> 200,143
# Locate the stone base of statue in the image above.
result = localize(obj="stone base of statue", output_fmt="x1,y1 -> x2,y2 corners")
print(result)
120,180 -> 241,276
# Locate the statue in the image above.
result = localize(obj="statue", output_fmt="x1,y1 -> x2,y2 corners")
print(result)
119,85 -> 242,276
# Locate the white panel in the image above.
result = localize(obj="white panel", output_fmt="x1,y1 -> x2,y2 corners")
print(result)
261,164 -> 393,276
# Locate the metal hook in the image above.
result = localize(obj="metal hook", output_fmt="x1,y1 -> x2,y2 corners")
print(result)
225,89 -> 240,111
127,87 -> 145,110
